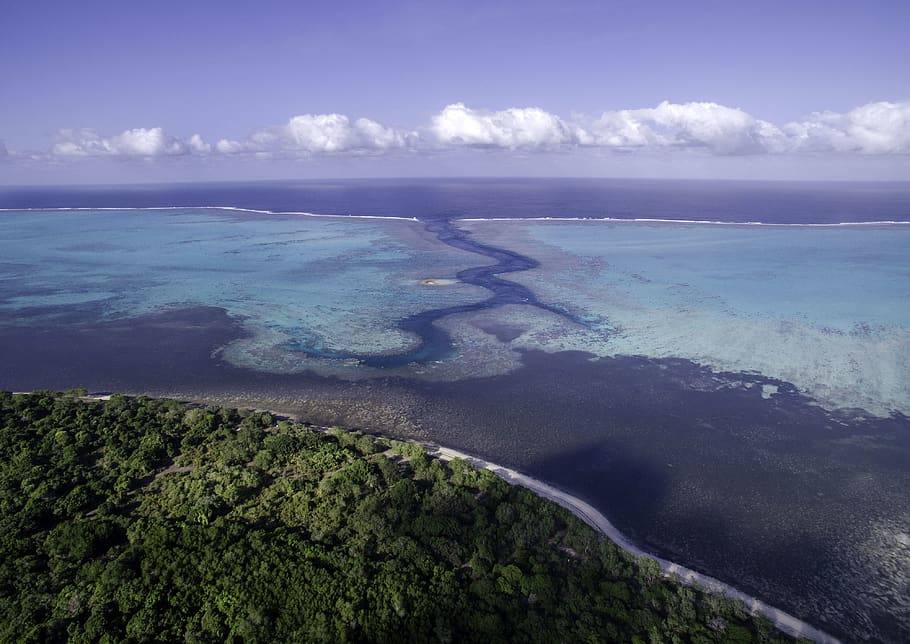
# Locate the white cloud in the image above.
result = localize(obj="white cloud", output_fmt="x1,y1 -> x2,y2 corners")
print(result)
52,127 -> 209,157
426,101 -> 794,155
349,117 -> 408,150
431,103 -> 575,149
284,114 -> 406,152
218,114 -> 410,156
215,138 -> 245,154
580,101 -> 788,155
284,114 -> 354,152
785,101 -> 910,154
186,133 -> 211,154
41,100 -> 910,163
427,100 -> 910,155
0,140 -> 8,157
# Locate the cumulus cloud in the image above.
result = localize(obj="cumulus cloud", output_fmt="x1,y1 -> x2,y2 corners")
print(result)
426,101 -> 794,155
214,138 -> 245,155
579,101 -> 788,155
40,100 -> 910,162
431,103 -> 575,149
217,114 -> 410,156
52,127 -> 209,157
785,101 -> 910,154
186,133 -> 211,154
428,100 -> 909,155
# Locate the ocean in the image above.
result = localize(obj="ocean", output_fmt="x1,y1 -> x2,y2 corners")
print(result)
4,177 -> 910,223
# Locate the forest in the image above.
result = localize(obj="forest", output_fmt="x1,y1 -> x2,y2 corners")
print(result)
0,390 -> 799,642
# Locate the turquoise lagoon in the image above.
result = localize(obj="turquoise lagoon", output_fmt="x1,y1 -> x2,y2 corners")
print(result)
459,220 -> 910,416
2,208 -> 907,416
0,208 -> 486,374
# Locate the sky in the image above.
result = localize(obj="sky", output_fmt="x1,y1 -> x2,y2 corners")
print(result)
1,0 -> 908,184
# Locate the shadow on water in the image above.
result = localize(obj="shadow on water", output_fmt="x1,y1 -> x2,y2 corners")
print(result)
386,350 -> 910,643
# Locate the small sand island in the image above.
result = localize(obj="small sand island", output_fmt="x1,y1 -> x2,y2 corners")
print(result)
419,277 -> 458,286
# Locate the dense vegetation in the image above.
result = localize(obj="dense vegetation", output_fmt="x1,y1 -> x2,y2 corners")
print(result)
0,391 -> 795,643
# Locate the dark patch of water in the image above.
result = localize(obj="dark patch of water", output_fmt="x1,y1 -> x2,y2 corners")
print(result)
362,219 -> 583,366
289,218 -> 583,367
1,306 -> 908,642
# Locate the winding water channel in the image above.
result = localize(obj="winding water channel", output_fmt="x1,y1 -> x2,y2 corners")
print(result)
320,217 -> 583,368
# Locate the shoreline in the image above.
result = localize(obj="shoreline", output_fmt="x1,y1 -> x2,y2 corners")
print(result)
14,391 -> 840,643
428,443 -> 840,644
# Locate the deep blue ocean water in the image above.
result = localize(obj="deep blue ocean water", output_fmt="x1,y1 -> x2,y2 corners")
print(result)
3,177 -> 910,223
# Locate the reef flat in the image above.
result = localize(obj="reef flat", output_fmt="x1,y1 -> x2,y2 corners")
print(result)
460,219 -> 910,416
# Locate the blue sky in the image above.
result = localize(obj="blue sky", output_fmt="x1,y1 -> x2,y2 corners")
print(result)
1,0 -> 908,184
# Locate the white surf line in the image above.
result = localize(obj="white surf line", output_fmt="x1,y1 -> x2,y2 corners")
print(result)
0,206 -> 419,222
458,216 -> 910,227
431,444 -> 841,644
2,206 -> 905,227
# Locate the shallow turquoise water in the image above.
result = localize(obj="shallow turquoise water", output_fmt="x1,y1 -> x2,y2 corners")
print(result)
520,223 -> 910,330
463,220 -> 910,415
4,210 -> 908,413
0,208 -> 485,366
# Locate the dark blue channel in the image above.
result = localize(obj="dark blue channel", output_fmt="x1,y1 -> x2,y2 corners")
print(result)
301,218 -> 584,368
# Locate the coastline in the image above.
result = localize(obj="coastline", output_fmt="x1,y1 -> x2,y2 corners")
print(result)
19,392 -> 839,643
428,443 -> 840,644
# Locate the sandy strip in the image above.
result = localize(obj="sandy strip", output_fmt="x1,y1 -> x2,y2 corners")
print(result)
431,445 -> 841,644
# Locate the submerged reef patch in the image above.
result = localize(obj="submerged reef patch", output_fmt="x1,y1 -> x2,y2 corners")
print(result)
461,219 -> 910,416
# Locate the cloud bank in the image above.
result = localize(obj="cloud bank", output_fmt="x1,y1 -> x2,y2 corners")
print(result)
215,114 -> 413,156
433,100 -> 910,155
784,101 -> 910,154
52,128 -> 210,157
578,101 -> 788,154
13,100 -> 909,162
430,103 -> 576,149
